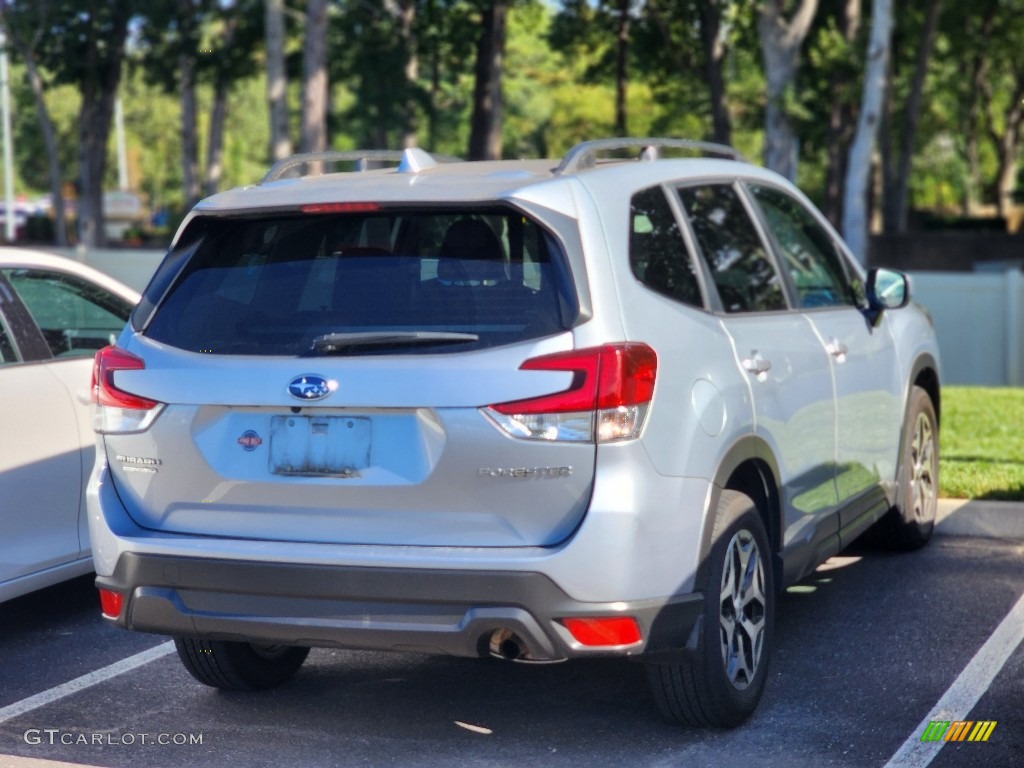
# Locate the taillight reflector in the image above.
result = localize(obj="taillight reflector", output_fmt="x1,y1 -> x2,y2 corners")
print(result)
562,617 -> 642,647
99,589 -> 123,619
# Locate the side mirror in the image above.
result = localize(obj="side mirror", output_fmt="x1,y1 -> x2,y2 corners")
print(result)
867,268 -> 910,312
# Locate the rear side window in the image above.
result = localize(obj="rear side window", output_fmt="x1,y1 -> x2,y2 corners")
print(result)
1,268 -> 132,358
629,187 -> 703,308
676,184 -> 787,313
142,208 -> 577,355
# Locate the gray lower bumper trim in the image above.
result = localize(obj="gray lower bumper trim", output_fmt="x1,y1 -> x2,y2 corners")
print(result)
97,554 -> 704,661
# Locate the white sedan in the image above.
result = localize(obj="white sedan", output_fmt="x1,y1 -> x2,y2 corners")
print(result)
0,248 -> 139,602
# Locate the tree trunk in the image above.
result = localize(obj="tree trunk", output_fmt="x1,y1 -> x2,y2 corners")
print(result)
822,0 -> 860,228
882,0 -> 943,233
698,0 -> 731,145
179,51 -> 201,209
300,0 -> 329,155
266,0 -> 292,161
77,3 -> 131,248
963,8 -> 996,215
757,0 -> 819,181
8,33 -> 68,245
992,79 -> 1024,220
468,0 -> 508,161
204,80 -> 229,198
843,0 -> 894,264
614,0 -> 630,137
397,0 -> 419,148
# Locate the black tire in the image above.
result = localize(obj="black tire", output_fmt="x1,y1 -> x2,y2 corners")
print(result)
646,490 -> 774,727
875,386 -> 939,550
174,637 -> 310,691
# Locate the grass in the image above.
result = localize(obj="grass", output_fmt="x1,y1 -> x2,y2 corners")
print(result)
940,387 -> 1024,500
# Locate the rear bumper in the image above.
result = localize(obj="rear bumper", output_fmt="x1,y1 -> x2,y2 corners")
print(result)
96,553 -> 704,662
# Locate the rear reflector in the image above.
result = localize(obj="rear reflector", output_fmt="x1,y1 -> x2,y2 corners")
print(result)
98,589 -> 123,619
561,617 -> 642,647
484,343 -> 656,442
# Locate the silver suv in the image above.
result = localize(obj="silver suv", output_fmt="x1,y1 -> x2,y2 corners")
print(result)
88,139 -> 940,727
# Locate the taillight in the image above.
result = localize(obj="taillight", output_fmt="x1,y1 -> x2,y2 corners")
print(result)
484,343 -> 657,443
92,346 -> 164,433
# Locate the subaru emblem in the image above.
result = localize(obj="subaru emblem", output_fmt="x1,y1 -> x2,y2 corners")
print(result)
287,374 -> 335,401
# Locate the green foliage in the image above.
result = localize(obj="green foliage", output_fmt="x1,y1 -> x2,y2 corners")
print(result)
941,387 -> 1024,501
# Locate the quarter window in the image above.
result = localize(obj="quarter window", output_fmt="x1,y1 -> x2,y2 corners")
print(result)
629,187 -> 702,308
676,184 -> 786,313
749,185 -> 858,308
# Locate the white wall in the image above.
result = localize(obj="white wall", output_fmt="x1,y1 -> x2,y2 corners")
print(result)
910,270 -> 1024,386
50,247 -> 164,294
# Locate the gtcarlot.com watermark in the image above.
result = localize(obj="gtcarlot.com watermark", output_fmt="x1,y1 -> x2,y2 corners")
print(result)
24,729 -> 203,746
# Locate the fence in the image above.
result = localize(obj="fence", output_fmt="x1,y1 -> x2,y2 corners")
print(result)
910,270 -> 1024,386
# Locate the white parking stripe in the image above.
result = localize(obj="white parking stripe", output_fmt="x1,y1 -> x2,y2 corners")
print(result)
0,642 -> 174,725
884,589 -> 1024,767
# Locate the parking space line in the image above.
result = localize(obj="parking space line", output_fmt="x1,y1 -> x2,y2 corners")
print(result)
0,642 -> 174,725
884,589 -> 1024,767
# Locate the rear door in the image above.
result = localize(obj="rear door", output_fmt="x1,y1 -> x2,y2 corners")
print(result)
101,206 -> 594,548
0,275 -> 82,584
673,183 -> 840,552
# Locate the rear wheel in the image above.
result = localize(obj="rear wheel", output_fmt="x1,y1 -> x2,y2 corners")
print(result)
174,638 -> 310,691
646,490 -> 774,727
876,386 -> 939,550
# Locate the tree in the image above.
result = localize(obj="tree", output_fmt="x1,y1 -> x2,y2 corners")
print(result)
842,0 -> 892,263
39,0 -> 135,247
468,0 -> 509,159
757,0 -> 818,180
266,0 -> 291,160
880,0 -> 942,233
820,0 -> 860,227
0,1 -> 69,244
204,0 -> 261,197
300,0 -> 329,154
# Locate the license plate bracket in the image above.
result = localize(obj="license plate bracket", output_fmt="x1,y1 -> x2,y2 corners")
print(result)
269,415 -> 371,477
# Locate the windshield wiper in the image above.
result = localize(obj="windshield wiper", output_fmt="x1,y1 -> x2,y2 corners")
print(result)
310,330 -> 480,354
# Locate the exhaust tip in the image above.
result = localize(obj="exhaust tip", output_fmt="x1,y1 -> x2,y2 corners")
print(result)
486,628 -> 565,664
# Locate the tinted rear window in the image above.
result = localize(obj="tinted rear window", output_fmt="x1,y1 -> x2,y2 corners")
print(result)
141,208 -> 577,355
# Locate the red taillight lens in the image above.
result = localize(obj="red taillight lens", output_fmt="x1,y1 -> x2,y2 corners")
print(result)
562,617 -> 642,647
92,346 -> 157,409
98,589 -> 123,619
92,346 -> 164,434
485,343 -> 657,442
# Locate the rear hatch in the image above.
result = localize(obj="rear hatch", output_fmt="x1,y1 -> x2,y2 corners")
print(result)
95,205 -> 597,548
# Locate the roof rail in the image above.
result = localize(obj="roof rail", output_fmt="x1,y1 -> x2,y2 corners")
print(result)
555,138 -> 747,175
260,148 -> 461,184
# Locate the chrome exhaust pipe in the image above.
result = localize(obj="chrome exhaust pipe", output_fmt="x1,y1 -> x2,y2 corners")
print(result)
487,628 -> 565,664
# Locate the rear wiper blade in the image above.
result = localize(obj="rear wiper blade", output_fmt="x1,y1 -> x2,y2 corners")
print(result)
311,330 -> 480,354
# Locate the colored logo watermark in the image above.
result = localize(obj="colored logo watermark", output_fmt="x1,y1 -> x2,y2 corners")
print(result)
920,720 -> 997,743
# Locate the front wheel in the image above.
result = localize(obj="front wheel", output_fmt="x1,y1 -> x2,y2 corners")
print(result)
876,386 -> 939,550
646,490 -> 774,727
175,638 -> 310,691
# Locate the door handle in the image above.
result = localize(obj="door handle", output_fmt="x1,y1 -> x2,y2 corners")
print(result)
825,339 -> 848,363
742,352 -> 772,376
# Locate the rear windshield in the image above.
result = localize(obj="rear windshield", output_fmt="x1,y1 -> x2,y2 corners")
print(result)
140,207 -> 578,356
